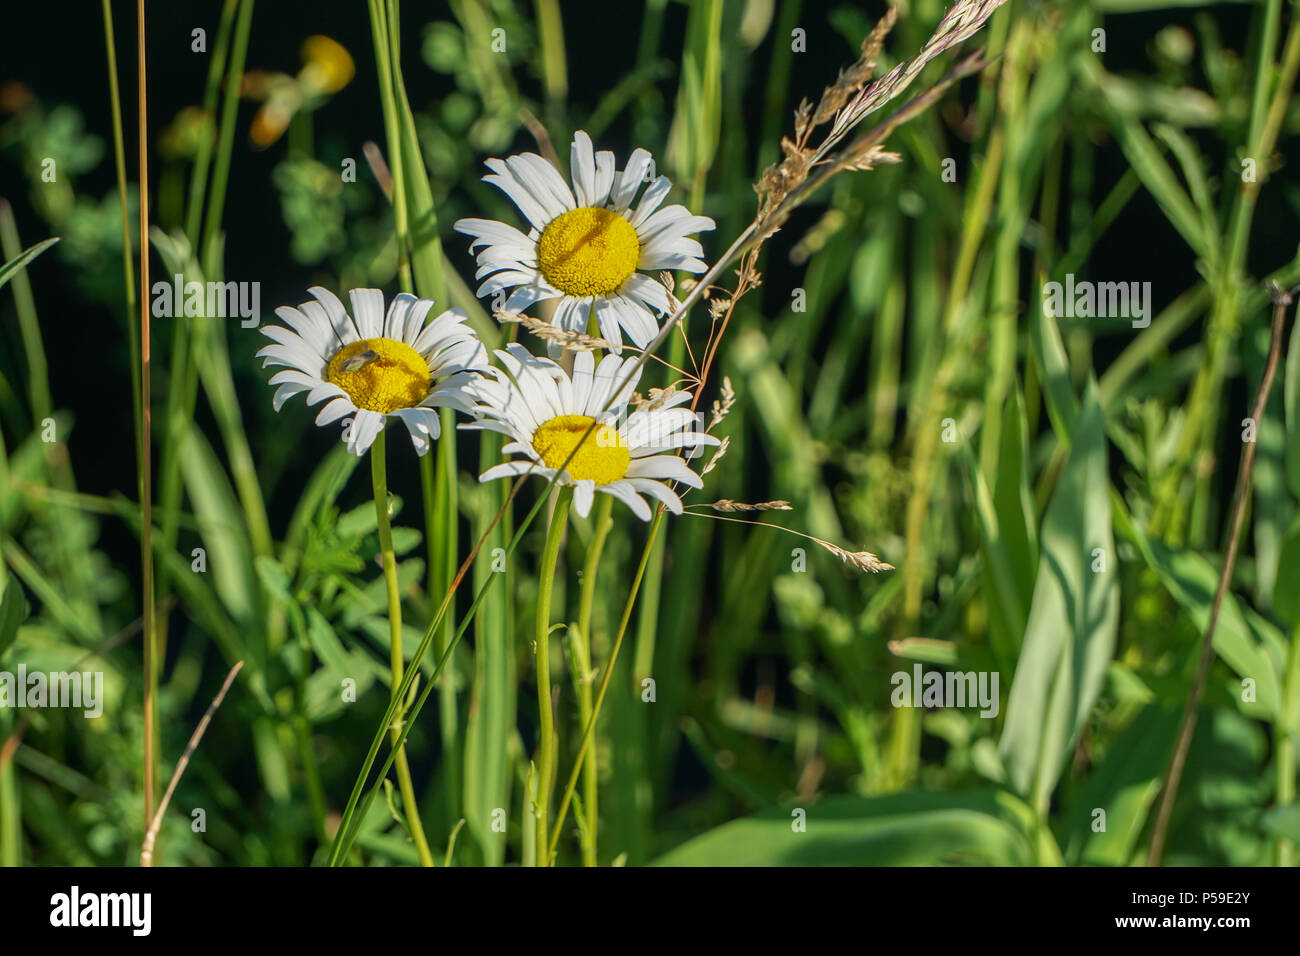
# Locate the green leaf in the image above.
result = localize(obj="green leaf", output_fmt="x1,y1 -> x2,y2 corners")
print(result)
304,607 -> 354,675
1284,306 -> 1300,500
1118,512 -> 1287,723
651,791 -> 1033,866
1082,60 -> 1211,259
0,237 -> 58,294
388,526 -> 422,556
1260,805 -> 1300,843
967,385 -> 1038,675
1030,299 -> 1077,443
999,380 -> 1119,808
254,555 -> 292,603
1248,317 -> 1290,608
0,576 -> 28,662
1273,515 -> 1300,627
1062,703 -> 1180,865
180,425 -> 257,622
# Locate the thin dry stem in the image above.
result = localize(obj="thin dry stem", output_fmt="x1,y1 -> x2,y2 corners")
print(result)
1146,284 -> 1295,866
140,661 -> 243,867
136,0 -> 156,831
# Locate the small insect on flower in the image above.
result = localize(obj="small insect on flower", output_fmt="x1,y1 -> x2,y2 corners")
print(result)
454,131 -> 715,353
461,344 -> 720,520
257,287 -> 490,456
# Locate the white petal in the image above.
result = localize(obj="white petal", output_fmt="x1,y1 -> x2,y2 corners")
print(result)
272,382 -> 310,411
597,481 -> 651,520
608,295 -> 659,348
511,153 -> 576,217
315,396 -> 355,426
256,340 -> 324,373
346,409 -> 385,456
572,479 -> 596,517
628,175 -> 673,227
622,273 -> 672,315
300,297 -> 356,352
610,149 -> 653,211
349,288 -> 385,339
504,283 -> 562,312
394,407 -> 441,456
570,131 -> 597,207
477,269 -> 541,296
627,477 -> 685,514
570,348 -> 596,412
592,150 -> 616,206
307,287 -> 359,342
454,217 -> 538,258
268,369 -> 325,390
484,160 -> 555,231
268,310 -> 332,359
637,205 -> 715,244
480,460 -> 549,483
626,454 -> 703,489
592,297 -> 624,353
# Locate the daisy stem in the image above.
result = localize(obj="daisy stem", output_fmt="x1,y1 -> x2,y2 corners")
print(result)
534,486 -> 572,866
370,430 -> 435,867
571,493 -> 613,866
549,511 -> 663,860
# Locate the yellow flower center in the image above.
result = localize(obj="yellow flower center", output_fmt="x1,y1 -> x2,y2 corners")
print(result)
325,337 -> 431,414
532,414 -> 629,486
537,207 -> 640,297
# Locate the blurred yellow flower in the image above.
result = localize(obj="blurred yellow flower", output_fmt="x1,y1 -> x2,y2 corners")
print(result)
299,35 -> 354,96
243,36 -> 354,149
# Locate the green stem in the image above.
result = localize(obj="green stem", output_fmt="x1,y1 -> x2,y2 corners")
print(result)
183,0 -> 238,246
536,0 -> 568,123
100,0 -> 142,477
550,511 -> 662,860
1279,620 -> 1300,866
199,0 -> 254,272
571,493 -> 613,866
1152,0 -> 1299,544
371,430 -> 435,867
534,487 -> 572,866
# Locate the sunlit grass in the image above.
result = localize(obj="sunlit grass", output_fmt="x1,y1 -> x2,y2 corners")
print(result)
0,0 -> 1297,869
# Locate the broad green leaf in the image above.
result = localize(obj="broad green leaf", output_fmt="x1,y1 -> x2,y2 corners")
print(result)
1062,703 -> 1179,865
180,425 -> 256,622
968,385 -> 1038,675
651,791 -> 1033,866
999,380 -> 1118,808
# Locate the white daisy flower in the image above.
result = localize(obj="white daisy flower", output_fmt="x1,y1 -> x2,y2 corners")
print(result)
453,130 -> 714,353
461,344 -> 720,521
257,286 -> 489,457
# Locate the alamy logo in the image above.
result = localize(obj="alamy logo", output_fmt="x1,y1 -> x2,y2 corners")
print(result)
1042,273 -> 1152,328
151,274 -> 261,327
50,886 -> 151,936
890,664 -> 999,718
0,667 -> 103,718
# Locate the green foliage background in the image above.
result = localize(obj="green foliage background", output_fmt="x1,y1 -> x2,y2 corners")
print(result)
1,0 -> 1299,866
